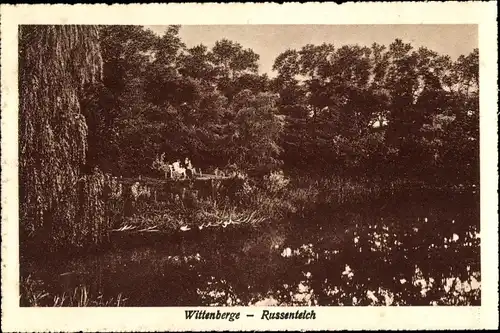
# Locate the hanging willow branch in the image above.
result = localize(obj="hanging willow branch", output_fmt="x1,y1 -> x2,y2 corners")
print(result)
19,25 -> 109,250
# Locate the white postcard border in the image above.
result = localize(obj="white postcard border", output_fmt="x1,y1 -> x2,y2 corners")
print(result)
1,2 -> 498,331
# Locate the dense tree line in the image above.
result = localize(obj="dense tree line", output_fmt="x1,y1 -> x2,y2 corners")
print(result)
82,25 -> 478,184
273,41 -> 479,183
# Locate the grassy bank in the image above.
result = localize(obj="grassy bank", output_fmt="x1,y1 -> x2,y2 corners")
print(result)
20,170 -> 478,257
20,275 -> 126,307
114,172 -> 476,232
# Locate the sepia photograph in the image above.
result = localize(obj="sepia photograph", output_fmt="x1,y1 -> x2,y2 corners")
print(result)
17,22 -> 482,308
1,2 -> 498,332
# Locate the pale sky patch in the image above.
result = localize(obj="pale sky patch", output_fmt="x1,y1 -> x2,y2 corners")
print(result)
145,25 -> 478,77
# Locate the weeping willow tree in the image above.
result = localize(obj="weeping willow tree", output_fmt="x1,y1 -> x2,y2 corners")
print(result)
19,25 -> 112,251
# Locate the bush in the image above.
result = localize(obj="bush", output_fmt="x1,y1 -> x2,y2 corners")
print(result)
263,170 -> 290,194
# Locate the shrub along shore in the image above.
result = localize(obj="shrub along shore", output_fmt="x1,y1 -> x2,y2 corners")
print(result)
20,168 -> 478,261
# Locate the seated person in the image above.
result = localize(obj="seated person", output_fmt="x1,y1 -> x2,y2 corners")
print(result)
184,157 -> 196,178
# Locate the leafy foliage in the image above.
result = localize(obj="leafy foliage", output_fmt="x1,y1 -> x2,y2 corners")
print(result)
83,26 -> 478,184
19,25 -> 112,250
272,39 -> 478,183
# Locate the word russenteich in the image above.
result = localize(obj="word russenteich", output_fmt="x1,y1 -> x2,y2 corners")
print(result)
185,310 -> 316,321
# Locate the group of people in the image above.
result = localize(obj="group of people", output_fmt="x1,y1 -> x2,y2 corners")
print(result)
152,153 -> 203,180
169,157 -> 201,180
153,153 -> 247,181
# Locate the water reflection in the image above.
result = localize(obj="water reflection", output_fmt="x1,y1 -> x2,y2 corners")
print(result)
21,196 -> 480,306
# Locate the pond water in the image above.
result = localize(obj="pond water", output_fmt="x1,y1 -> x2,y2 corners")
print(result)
21,189 -> 480,306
